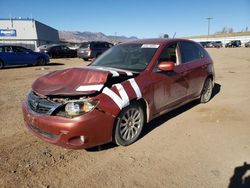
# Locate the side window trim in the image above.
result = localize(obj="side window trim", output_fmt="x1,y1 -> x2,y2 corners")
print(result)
175,43 -> 182,66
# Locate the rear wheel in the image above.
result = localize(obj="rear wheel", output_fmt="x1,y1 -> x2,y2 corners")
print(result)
83,58 -> 89,61
200,78 -> 213,103
114,103 -> 144,146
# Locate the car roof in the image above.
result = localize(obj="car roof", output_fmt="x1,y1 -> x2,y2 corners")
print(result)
122,38 -> 196,45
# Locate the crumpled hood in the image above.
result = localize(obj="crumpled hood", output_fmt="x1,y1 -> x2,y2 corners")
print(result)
32,67 -> 110,96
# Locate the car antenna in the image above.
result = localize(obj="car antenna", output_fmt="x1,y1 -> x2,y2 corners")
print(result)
173,32 -> 176,38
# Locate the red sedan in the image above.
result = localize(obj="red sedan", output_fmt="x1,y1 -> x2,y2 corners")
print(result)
22,39 -> 215,149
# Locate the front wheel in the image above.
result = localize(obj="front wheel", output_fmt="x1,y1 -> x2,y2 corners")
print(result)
114,103 -> 144,146
200,78 -> 213,103
36,57 -> 46,66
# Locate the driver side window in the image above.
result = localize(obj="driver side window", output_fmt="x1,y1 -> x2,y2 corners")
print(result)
154,43 -> 180,72
158,43 -> 177,64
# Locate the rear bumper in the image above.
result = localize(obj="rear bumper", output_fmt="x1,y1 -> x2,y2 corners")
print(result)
22,101 -> 115,149
77,51 -> 95,59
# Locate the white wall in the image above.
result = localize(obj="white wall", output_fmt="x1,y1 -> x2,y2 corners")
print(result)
0,19 -> 59,50
0,19 -> 37,39
189,35 -> 250,45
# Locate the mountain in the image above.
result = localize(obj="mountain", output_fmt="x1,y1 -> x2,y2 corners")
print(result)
59,31 -> 138,43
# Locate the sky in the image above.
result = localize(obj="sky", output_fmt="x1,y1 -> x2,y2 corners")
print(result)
0,0 -> 249,38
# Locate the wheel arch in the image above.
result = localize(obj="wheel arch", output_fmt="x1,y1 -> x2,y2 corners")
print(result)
111,97 -> 150,143
130,98 -> 150,123
207,73 -> 214,87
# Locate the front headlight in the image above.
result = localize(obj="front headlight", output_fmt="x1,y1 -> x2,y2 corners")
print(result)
62,100 -> 99,118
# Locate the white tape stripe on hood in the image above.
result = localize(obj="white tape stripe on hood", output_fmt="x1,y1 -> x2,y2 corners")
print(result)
109,70 -> 119,77
128,78 -> 142,99
125,71 -> 133,76
106,67 -> 133,76
89,66 -> 133,77
91,66 -> 119,77
76,84 -> 104,91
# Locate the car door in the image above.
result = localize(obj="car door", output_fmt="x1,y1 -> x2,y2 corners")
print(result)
50,46 -> 61,58
179,41 -> 208,98
61,46 -> 71,57
150,42 -> 189,114
12,46 -> 35,65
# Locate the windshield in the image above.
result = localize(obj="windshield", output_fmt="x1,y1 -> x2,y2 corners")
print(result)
90,44 -> 159,72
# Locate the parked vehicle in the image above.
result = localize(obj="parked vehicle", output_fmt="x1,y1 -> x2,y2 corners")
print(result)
225,40 -> 241,48
40,45 -> 77,58
212,41 -> 223,48
199,41 -> 210,48
203,41 -> 223,48
22,39 -> 215,149
37,44 -> 53,52
206,42 -> 214,48
77,41 -> 113,61
0,45 -> 49,69
244,41 -> 250,47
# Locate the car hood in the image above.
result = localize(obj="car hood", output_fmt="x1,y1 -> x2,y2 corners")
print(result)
32,67 -> 110,96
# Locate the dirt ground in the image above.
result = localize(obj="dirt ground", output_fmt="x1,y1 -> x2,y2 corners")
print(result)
0,48 -> 250,188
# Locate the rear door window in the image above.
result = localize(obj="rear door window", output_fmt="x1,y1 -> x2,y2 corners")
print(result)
4,46 -> 13,52
180,42 -> 204,63
92,43 -> 103,48
61,46 -> 70,50
80,43 -> 89,48
12,46 -> 29,52
52,46 -> 61,51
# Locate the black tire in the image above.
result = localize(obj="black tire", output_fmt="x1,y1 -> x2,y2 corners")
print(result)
36,57 -> 46,66
200,78 -> 213,103
0,60 -> 4,69
114,103 -> 144,146
83,58 -> 89,61
48,53 -> 53,59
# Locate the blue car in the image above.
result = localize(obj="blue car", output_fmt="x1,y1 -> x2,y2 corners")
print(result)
0,45 -> 49,69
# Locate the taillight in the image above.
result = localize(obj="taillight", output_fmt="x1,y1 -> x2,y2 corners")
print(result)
85,47 -> 91,51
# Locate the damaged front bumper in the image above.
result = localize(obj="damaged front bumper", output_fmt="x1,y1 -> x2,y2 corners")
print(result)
22,100 -> 115,149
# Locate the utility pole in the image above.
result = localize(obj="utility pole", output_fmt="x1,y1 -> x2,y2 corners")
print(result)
206,17 -> 213,36
115,32 -> 117,43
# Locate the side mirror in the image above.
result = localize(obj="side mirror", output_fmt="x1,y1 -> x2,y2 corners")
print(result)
158,61 -> 175,71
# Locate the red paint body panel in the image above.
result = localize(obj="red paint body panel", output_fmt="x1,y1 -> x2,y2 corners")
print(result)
32,67 -> 109,96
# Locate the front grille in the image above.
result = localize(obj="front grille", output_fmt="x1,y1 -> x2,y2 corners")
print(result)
29,124 -> 58,140
28,92 -> 61,115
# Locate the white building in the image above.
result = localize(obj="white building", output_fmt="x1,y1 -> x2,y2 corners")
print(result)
0,18 -> 59,50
